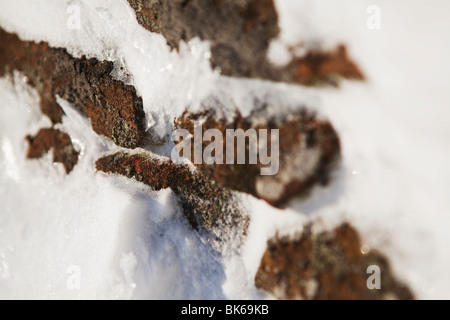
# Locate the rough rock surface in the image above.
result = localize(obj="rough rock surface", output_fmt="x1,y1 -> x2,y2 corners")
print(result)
96,152 -> 249,248
285,45 -> 365,86
175,108 -> 341,207
128,0 -> 278,79
255,223 -> 414,300
0,28 -> 146,149
0,2 -> 412,300
127,0 -> 364,85
26,128 -> 79,174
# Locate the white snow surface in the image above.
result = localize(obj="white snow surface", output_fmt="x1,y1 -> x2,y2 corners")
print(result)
0,0 -> 450,299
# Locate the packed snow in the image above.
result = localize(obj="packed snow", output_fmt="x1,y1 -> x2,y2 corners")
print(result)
0,0 -> 450,299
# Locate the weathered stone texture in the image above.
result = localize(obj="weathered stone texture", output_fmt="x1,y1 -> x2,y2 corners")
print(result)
175,108 -> 341,207
0,28 -> 146,149
255,223 -> 414,300
127,0 -> 364,85
96,152 -> 249,247
26,128 -> 79,174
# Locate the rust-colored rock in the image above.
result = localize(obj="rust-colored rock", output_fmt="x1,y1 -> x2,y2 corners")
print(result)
127,0 -> 364,85
96,152 -> 249,246
287,45 -> 365,86
255,223 -> 414,300
0,28 -> 146,149
128,0 -> 161,34
26,128 -> 79,174
128,0 -> 278,79
174,108 -> 341,207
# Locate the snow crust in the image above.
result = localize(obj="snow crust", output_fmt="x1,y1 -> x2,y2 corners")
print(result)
0,0 -> 450,299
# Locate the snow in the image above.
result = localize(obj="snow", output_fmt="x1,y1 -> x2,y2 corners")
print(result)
0,0 -> 217,138
276,0 -> 450,298
1,0 -> 450,299
0,76 -> 229,299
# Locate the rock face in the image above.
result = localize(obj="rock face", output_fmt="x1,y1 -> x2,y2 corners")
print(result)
26,128 -> 79,174
128,0 -> 279,79
0,0 -> 414,300
175,108 -> 341,207
255,224 -> 414,300
0,28 -> 146,149
96,152 -> 249,247
127,0 -> 364,85
286,45 -> 365,87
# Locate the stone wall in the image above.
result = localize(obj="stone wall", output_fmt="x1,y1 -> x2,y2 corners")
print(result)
0,0 -> 413,300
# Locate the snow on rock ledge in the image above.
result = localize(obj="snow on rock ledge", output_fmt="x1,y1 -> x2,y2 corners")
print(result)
1,0 -> 450,300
